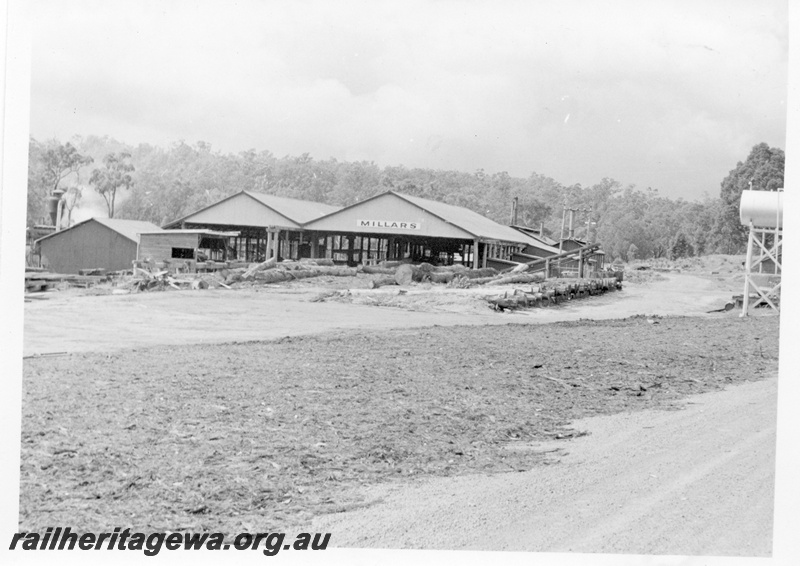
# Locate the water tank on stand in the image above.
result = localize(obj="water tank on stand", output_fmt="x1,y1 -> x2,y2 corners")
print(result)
739,189 -> 783,229
738,189 -> 782,316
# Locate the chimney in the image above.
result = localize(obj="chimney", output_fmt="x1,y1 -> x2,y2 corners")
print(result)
568,209 -> 575,239
511,197 -> 518,225
49,188 -> 67,228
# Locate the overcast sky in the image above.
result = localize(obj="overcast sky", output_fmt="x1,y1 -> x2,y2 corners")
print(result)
28,0 -> 788,202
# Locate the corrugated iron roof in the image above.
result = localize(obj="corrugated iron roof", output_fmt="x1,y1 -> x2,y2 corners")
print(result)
138,229 -> 239,237
510,225 -> 560,247
36,218 -> 162,244
163,190 -> 341,229
243,191 -> 340,224
393,192 -> 531,243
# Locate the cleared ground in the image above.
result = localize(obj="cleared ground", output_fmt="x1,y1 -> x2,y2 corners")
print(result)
23,270 -> 740,356
19,264 -> 780,556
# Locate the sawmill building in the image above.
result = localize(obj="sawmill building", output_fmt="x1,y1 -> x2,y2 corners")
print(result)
160,189 -> 605,272
163,190 -> 339,262
300,190 -> 534,268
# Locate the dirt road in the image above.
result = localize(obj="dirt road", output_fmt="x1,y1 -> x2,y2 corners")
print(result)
311,376 -> 777,556
22,272 -> 736,356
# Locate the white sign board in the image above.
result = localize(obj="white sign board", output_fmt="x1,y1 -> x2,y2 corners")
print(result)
357,220 -> 421,230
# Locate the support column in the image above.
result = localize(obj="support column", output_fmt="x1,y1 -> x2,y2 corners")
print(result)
266,228 -> 273,259
472,240 -> 479,269
347,235 -> 355,265
741,223 -> 755,317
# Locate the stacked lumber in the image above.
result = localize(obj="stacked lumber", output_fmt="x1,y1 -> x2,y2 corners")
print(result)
24,271 -> 108,292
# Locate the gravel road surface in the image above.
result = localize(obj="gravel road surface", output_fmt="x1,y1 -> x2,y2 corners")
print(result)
312,376 -> 777,556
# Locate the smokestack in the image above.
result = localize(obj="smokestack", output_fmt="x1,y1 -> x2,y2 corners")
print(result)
511,197 -> 518,225
568,209 -> 575,239
56,198 -> 65,231
48,188 -> 67,228
47,196 -> 60,226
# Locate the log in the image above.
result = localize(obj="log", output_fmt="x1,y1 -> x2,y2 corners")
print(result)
462,267 -> 499,279
431,264 -> 468,273
429,271 -> 455,284
284,269 -> 320,280
253,265 -> 357,283
305,266 -> 357,277
394,264 -> 414,285
362,265 -> 396,275
242,257 -> 278,279
253,270 -> 292,283
470,273 -> 544,286
225,270 -> 245,285
300,257 -> 335,266
369,276 -> 398,289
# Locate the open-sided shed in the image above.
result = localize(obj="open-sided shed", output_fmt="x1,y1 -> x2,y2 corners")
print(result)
35,218 -> 161,274
163,191 -> 339,262
302,191 -> 531,267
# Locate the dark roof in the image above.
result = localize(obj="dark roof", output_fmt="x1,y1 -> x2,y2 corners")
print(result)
35,218 -> 162,245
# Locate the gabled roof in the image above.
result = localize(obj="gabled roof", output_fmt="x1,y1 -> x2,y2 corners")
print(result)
510,225 -> 559,247
509,231 -> 560,255
139,229 -> 240,237
305,190 -> 531,244
395,192 -> 533,243
243,191 -> 339,224
164,190 -> 340,229
35,217 -> 162,244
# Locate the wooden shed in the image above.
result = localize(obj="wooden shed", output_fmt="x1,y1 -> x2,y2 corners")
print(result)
509,225 -> 561,263
34,218 -> 161,274
137,229 -> 240,266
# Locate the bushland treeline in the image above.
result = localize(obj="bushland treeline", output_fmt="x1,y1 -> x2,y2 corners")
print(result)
27,136 -> 785,261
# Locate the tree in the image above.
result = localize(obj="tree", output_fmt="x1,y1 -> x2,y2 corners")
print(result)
671,233 -> 693,259
41,141 -> 94,195
27,139 -> 93,228
89,152 -> 135,218
718,143 -> 784,252
627,243 -> 638,262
